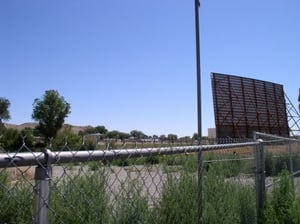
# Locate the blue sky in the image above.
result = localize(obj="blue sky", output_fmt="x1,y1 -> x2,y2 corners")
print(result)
1,0 -> 300,137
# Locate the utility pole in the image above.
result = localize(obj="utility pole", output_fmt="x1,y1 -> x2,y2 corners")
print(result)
194,0 -> 202,223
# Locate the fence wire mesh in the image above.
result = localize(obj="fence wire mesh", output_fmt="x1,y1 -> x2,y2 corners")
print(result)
1,135 -> 298,224
255,132 -> 300,223
202,144 -> 257,224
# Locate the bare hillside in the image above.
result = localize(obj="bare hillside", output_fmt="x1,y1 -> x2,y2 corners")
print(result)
4,123 -> 89,134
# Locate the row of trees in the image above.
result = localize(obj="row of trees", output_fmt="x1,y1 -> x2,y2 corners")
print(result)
0,90 -> 198,150
79,126 -> 183,142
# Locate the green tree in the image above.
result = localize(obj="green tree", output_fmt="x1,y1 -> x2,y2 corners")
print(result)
192,133 -> 198,141
94,125 -> 108,134
20,127 -> 34,148
79,125 -> 108,136
0,128 -> 22,151
105,130 -> 120,141
130,130 -> 147,140
32,90 -> 71,143
0,97 -> 10,132
159,134 -> 167,143
53,125 -> 81,149
118,131 -> 130,141
167,134 -> 178,143
80,126 -> 96,135
152,135 -> 159,143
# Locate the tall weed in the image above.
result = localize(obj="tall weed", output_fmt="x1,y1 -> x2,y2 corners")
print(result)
114,180 -> 151,224
154,171 -> 198,224
49,169 -> 110,223
203,164 -> 256,224
0,172 -> 33,224
263,170 -> 300,224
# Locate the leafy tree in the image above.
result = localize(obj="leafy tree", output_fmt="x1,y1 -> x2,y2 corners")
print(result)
0,128 -> 22,151
94,125 -> 108,134
167,134 -> 178,143
180,136 -> 191,144
130,130 -> 147,140
20,127 -> 34,148
80,126 -> 96,135
159,134 -> 167,143
118,132 -> 130,141
79,125 -> 108,136
192,133 -> 198,141
0,97 -> 10,132
152,135 -> 159,143
105,130 -> 130,141
32,90 -> 71,143
105,130 -> 120,140
0,97 -> 10,124
53,125 -> 81,149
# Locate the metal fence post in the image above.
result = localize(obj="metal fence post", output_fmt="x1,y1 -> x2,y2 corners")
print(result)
33,149 -> 53,224
254,139 -> 265,224
288,141 -> 294,175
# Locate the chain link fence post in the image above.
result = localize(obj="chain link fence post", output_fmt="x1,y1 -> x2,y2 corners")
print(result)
254,138 -> 265,224
33,149 -> 53,224
288,141 -> 294,175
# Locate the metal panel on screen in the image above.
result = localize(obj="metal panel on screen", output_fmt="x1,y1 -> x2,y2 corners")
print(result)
211,73 -> 289,138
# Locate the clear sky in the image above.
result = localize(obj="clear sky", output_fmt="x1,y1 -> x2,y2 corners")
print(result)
1,0 -> 300,137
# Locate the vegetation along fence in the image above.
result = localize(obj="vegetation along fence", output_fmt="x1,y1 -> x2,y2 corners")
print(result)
0,132 -> 299,224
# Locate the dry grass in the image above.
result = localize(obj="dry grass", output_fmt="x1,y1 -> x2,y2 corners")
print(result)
1,166 -> 35,185
4,122 -> 88,134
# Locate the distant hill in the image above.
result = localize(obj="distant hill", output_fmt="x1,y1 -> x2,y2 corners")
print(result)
4,122 -> 89,134
5,122 -> 37,130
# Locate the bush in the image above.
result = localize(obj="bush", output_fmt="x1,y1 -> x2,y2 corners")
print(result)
114,180 -> 151,224
265,152 -> 291,176
50,169 -> 110,223
0,128 -> 23,151
52,131 -> 81,150
0,172 -> 33,223
263,170 -> 300,224
203,164 -> 256,224
154,171 -> 198,224
144,155 -> 160,165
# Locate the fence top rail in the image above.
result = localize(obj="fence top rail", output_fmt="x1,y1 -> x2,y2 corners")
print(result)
0,141 -> 258,168
254,131 -> 300,142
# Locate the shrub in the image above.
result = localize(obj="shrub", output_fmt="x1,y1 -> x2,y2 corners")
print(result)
114,180 -> 151,224
265,152 -> 274,177
154,171 -> 198,224
263,170 -> 300,224
0,172 -> 33,223
203,164 -> 256,224
265,152 -> 292,176
50,169 -> 110,223
144,155 -> 160,165
0,128 -> 23,151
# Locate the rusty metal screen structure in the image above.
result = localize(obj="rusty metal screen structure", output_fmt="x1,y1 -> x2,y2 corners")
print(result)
211,73 -> 289,139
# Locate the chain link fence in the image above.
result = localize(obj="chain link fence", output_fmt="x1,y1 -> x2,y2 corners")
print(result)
0,133 -> 299,223
254,132 -> 300,223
